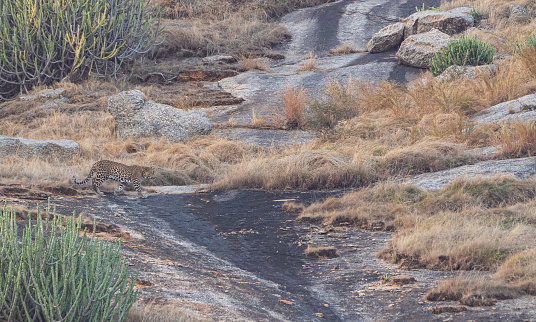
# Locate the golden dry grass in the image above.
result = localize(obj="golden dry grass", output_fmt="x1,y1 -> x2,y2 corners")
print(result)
280,85 -> 308,129
0,80 -> 257,189
495,120 -> 536,158
240,56 -> 270,71
328,44 -> 359,56
298,52 -> 317,71
301,175 -> 536,303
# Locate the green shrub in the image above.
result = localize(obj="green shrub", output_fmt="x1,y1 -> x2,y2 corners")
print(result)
0,204 -> 137,321
0,0 -> 161,100
415,3 -> 441,12
430,36 -> 495,76
470,7 -> 486,24
517,34 -> 536,53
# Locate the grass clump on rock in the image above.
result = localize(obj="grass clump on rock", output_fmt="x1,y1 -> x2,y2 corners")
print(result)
430,36 -> 495,76
0,204 -> 137,321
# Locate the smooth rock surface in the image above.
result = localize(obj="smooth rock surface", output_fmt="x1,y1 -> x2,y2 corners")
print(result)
447,7 -> 473,16
211,0 -> 441,126
396,29 -> 452,68
470,93 -> 536,125
403,10 -> 473,36
108,90 -> 212,141
0,136 -> 80,160
367,22 -> 406,53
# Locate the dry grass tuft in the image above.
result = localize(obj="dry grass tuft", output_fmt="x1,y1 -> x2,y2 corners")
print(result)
240,56 -> 269,71
211,148 -> 377,191
280,85 -> 308,129
495,120 -> 536,158
378,140 -> 472,176
329,43 -> 359,56
154,18 -> 290,58
298,52 -> 317,71
282,201 -> 305,214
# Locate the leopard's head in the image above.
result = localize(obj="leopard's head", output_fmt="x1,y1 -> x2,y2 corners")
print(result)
141,166 -> 156,180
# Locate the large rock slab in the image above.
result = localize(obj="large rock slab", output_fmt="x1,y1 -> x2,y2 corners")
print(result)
435,64 -> 496,82
396,29 -> 452,68
0,136 -> 79,160
108,90 -> 212,141
367,23 -> 406,53
470,93 -> 536,125
403,10 -> 473,37
410,156 -> 536,190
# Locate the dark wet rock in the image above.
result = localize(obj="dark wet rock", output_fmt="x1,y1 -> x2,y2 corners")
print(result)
367,23 -> 406,53
396,29 -> 452,68
0,135 -> 79,160
402,10 -> 473,37
108,90 -> 212,142
435,64 -> 496,82
470,93 -> 536,125
409,156 -> 536,190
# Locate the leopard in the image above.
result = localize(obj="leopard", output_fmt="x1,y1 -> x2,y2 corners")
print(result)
72,160 -> 155,198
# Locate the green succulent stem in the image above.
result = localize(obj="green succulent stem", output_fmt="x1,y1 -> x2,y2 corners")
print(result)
0,202 -> 138,321
430,36 -> 495,77
0,0 -> 162,100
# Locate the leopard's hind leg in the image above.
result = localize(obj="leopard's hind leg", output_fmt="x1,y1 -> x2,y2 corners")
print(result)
92,177 -> 105,195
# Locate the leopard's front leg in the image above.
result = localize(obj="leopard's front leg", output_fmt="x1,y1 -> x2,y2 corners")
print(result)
133,178 -> 147,198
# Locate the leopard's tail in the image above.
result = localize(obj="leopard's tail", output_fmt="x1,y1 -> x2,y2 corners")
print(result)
73,167 -> 95,185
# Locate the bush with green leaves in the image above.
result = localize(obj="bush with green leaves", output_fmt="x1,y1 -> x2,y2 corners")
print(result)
415,3 -> 441,12
0,204 -> 138,321
0,0 -> 161,100
470,7 -> 486,24
517,34 -> 536,54
430,36 -> 495,76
